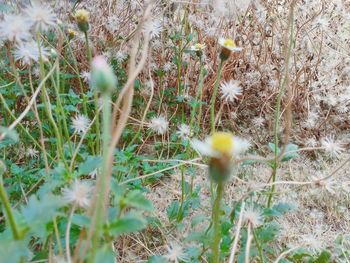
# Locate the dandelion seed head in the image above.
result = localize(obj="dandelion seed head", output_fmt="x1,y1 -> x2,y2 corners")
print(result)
62,180 -> 93,208
149,116 -> 169,135
0,14 -> 32,42
164,242 -> 189,263
176,124 -> 191,139
321,136 -> 344,158
220,80 -> 242,102
71,114 -> 91,134
25,2 -> 57,31
14,40 -> 49,65
242,205 -> 264,227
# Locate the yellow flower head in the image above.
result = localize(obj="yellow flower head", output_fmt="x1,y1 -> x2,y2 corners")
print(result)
211,132 -> 234,155
218,38 -> 242,60
67,28 -> 77,39
75,9 -> 89,23
223,39 -> 236,49
74,9 -> 90,32
194,43 -> 205,50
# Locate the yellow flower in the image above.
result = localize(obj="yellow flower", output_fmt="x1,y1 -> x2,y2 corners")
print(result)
218,38 -> 241,51
74,9 -> 90,32
67,28 -> 77,39
190,132 -> 250,158
211,132 -> 234,155
218,38 -> 242,60
191,43 -> 206,51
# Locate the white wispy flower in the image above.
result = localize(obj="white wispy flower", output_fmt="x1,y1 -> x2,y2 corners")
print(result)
164,242 -> 189,263
143,18 -> 163,39
71,114 -> 91,134
62,180 -> 93,208
25,2 -> 57,31
301,234 -> 323,253
321,136 -> 344,158
242,205 -> 264,227
0,13 -> 32,42
149,116 -> 169,135
26,147 -> 39,158
305,137 -> 318,147
115,50 -> 127,63
191,132 -> 250,158
220,80 -> 242,102
80,71 -> 90,83
252,116 -> 265,128
13,40 -> 49,65
163,62 -> 174,72
176,124 -> 191,139
311,175 -> 337,195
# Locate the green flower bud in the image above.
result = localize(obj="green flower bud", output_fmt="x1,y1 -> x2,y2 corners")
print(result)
90,56 -> 117,93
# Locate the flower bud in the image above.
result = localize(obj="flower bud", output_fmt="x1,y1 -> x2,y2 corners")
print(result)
90,56 -> 117,93
67,28 -> 77,40
74,9 -> 90,33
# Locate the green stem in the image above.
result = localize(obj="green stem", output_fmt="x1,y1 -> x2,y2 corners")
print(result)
189,56 -> 204,135
84,31 -> 101,154
252,227 -> 264,263
0,175 -> 20,240
90,92 -> 111,261
267,3 -> 294,208
212,181 -> 224,263
210,60 -> 224,133
176,166 -> 185,222
84,31 -> 92,62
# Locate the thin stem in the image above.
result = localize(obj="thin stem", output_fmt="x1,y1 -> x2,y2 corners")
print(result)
211,181 -> 224,263
210,60 -> 224,133
66,205 -> 76,263
228,202 -> 245,263
267,1 -> 295,207
245,223 -> 253,263
84,30 -> 101,154
189,56 -> 204,135
89,93 -> 111,262
0,175 -> 20,240
176,166 -> 186,222
252,227 -> 264,263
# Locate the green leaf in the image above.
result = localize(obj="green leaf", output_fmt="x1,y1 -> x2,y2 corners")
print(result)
313,250 -> 331,263
94,245 -> 117,263
78,155 -> 103,175
21,194 -> 64,238
264,202 -> 295,218
257,222 -> 280,243
166,200 -> 179,222
109,214 -> 147,236
124,190 -> 154,212
0,127 -> 19,149
281,144 -> 299,162
0,239 -> 31,263
268,142 -> 280,155
147,256 -> 167,263
72,214 -> 90,228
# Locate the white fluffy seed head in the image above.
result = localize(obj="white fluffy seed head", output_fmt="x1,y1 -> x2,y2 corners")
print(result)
62,180 -> 93,208
321,136 -> 344,158
149,116 -> 169,135
71,114 -> 91,134
220,80 -> 242,102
